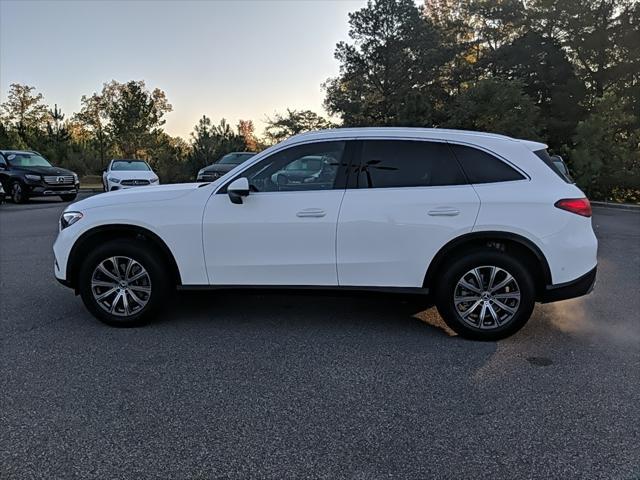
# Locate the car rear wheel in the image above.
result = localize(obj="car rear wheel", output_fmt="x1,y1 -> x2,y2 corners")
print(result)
11,180 -> 27,203
78,239 -> 170,326
435,249 -> 535,340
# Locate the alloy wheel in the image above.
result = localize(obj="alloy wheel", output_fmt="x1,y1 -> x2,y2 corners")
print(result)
12,183 -> 22,203
453,265 -> 521,329
91,256 -> 152,317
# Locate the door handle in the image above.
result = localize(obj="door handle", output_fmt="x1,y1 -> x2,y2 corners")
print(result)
428,208 -> 460,217
296,208 -> 326,218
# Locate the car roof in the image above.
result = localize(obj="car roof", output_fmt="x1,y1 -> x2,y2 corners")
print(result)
0,150 -> 41,155
282,127 -> 547,152
223,152 -> 256,155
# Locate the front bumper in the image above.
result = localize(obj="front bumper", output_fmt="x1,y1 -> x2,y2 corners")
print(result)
26,181 -> 79,196
540,266 -> 597,303
109,184 -> 152,191
197,173 -> 224,182
108,181 -> 157,191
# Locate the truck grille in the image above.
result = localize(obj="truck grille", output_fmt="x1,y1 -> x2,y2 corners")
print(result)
201,172 -> 221,181
121,179 -> 150,186
44,175 -> 75,185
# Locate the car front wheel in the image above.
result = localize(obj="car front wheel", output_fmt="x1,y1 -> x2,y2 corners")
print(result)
435,249 -> 536,340
11,180 -> 27,203
78,239 -> 169,326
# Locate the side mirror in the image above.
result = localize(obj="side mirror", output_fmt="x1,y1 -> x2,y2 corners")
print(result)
227,177 -> 250,204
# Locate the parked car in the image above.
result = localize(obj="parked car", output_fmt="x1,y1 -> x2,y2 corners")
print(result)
196,152 -> 256,182
270,155 -> 338,189
102,159 -> 159,192
0,150 -> 79,203
551,154 -> 573,181
54,128 -> 597,340
532,149 -> 575,183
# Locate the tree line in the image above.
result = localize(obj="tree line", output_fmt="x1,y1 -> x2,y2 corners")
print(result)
1,0 -> 638,201
0,79 -> 334,183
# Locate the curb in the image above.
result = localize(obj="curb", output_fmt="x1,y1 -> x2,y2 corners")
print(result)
591,201 -> 640,211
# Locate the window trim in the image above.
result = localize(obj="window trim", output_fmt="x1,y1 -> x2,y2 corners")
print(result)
351,137 -> 470,190
216,139 -> 358,195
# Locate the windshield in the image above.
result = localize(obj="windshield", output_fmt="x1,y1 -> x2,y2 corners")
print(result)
5,153 -> 52,168
111,160 -> 151,171
218,153 -> 255,165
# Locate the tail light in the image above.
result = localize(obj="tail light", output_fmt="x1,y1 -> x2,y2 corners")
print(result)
554,198 -> 592,217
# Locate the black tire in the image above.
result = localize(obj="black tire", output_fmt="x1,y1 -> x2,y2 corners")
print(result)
60,193 -> 77,202
78,239 -> 170,327
435,248 -> 536,341
10,180 -> 27,203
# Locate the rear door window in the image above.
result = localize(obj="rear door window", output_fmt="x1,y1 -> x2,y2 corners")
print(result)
449,144 -> 525,184
357,140 -> 467,188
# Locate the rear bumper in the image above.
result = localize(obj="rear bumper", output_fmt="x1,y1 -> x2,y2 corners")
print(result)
540,266 -> 597,303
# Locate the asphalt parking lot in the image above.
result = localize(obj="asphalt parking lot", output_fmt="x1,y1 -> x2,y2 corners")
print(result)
0,193 -> 638,479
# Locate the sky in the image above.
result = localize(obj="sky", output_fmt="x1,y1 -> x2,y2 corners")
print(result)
0,0 -> 368,139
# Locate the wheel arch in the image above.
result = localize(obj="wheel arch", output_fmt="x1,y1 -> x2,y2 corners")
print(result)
423,231 -> 552,296
66,224 -> 182,290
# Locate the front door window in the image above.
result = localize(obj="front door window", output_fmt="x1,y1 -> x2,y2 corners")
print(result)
239,141 -> 346,192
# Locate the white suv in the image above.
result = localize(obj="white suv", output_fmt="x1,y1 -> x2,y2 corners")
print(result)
54,128 -> 597,340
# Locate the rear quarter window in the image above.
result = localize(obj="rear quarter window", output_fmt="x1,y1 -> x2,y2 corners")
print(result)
533,149 -> 573,183
449,144 -> 525,184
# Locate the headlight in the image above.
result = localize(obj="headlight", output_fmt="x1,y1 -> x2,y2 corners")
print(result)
59,211 -> 83,230
108,177 -> 121,184
150,176 -> 159,183
197,169 -> 205,176
73,173 -> 79,182
25,174 -> 41,181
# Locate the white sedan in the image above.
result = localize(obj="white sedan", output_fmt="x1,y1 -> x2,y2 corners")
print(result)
102,159 -> 159,191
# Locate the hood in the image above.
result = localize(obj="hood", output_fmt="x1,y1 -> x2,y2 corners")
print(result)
69,183 -> 202,211
12,165 -> 75,176
202,163 -> 237,174
107,170 -> 157,180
